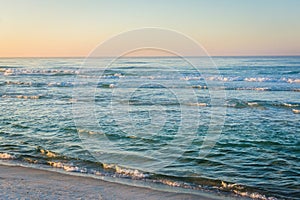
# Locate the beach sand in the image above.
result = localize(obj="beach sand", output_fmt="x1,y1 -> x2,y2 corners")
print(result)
0,164 -> 227,200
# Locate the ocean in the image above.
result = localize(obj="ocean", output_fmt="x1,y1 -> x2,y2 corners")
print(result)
0,56 -> 299,199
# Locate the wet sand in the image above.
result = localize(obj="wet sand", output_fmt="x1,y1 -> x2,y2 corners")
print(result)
0,164 -> 228,200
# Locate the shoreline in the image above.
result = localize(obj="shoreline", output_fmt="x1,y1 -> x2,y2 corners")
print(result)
0,164 -> 233,200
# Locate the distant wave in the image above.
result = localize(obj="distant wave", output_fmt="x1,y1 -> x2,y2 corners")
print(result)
183,75 -> 300,84
224,87 -> 300,92
1,80 -> 89,88
0,68 -> 79,76
2,94 -> 41,99
226,99 -> 299,109
2,92 -> 298,112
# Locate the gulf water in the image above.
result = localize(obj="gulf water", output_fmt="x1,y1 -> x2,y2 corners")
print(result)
0,56 -> 299,199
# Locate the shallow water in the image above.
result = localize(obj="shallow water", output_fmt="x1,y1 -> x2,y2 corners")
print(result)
0,56 -> 299,199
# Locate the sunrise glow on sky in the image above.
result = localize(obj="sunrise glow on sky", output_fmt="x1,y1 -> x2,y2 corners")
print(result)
0,0 -> 299,57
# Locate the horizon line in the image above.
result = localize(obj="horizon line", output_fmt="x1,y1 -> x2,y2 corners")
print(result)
0,55 -> 300,59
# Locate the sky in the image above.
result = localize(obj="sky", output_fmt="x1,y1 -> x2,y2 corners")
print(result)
0,0 -> 299,57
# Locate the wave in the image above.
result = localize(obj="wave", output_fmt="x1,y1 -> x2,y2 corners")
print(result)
224,87 -> 300,92
47,82 -> 75,87
285,78 -> 300,83
2,80 -> 33,86
2,95 -> 41,99
181,75 -> 300,84
37,147 -> 60,158
283,103 -> 299,107
238,87 -> 269,91
1,68 -> 79,76
226,99 -> 300,109
0,149 -> 279,200
78,129 -> 104,135
2,92 -> 298,112
44,161 -> 282,199
219,181 -> 275,200
2,80 -> 89,88
103,163 -> 147,178
48,161 -> 88,172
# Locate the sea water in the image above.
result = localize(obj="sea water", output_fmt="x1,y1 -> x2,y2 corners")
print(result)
0,56 -> 299,199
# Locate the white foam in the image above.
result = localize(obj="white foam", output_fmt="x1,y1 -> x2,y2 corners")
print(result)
1,68 -> 79,76
63,165 -> 80,172
206,76 -> 230,82
47,161 -> 87,173
254,87 -> 268,91
292,109 -> 300,114
109,84 -> 115,88
159,179 -> 182,187
69,98 -> 77,102
233,190 -> 277,200
48,82 -> 74,87
24,157 -> 38,164
2,95 -> 40,99
180,76 -> 201,81
103,163 -> 146,178
0,153 -> 16,159
244,77 -> 271,82
141,75 -> 155,80
187,102 -> 207,107
78,129 -> 103,135
286,78 -> 300,83
247,102 -> 259,106
39,149 -> 58,158
113,73 -> 124,77
283,103 -> 298,107
5,80 -> 32,86
221,181 -> 277,200
48,161 -> 64,168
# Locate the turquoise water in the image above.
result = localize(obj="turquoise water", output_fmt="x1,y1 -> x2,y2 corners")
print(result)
0,57 -> 299,199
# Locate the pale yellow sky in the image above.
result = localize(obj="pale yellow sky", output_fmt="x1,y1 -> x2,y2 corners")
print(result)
0,0 -> 300,57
